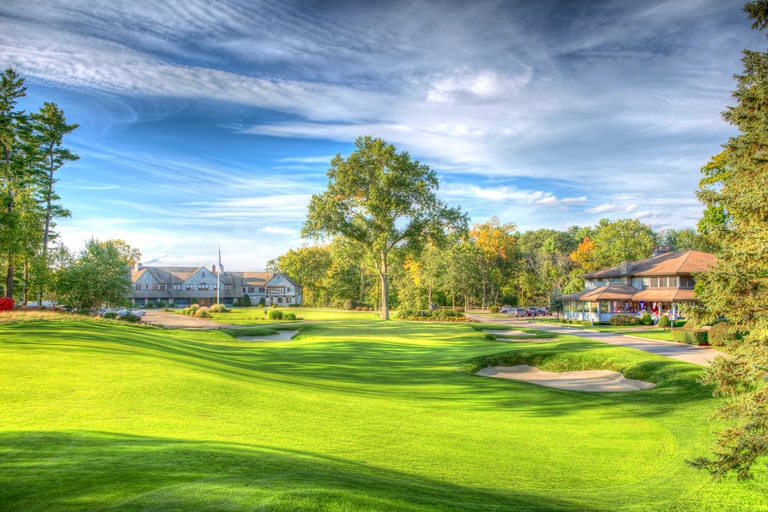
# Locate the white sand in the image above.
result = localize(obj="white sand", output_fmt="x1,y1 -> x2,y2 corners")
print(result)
476,364 -> 655,392
237,330 -> 298,342
485,330 -> 536,337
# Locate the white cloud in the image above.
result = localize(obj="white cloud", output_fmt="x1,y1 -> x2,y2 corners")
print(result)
261,226 -> 300,237
443,184 -> 586,207
585,203 -> 639,215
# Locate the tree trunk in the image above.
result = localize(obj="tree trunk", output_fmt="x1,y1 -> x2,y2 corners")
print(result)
6,251 -> 13,299
379,251 -> 390,320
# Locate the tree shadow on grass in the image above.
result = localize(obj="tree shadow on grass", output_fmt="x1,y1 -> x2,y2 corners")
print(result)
0,430 -> 599,512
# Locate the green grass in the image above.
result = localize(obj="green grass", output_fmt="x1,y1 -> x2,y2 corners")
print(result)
0,317 -> 766,510
207,306 -> 381,325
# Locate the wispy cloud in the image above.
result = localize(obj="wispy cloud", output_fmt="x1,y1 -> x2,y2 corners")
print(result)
585,203 -> 639,215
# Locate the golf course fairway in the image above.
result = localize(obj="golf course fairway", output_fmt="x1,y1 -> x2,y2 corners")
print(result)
0,317 -> 766,510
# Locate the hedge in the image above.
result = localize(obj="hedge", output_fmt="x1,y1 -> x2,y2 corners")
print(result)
267,310 -> 283,320
672,328 -> 708,345
708,322 -> 736,347
609,314 -> 639,326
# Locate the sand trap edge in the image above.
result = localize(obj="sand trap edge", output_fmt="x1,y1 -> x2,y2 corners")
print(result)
237,330 -> 299,342
476,364 -> 655,392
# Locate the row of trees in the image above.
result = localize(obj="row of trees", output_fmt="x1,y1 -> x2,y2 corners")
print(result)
271,218 -> 713,314
1,67 -> 78,303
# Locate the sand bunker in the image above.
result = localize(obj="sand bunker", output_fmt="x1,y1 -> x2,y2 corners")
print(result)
485,330 -> 536,337
237,330 -> 298,342
494,337 -> 558,343
476,364 -> 655,392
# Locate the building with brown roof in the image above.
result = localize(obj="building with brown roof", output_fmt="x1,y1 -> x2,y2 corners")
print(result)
128,263 -> 301,307
556,249 -> 716,322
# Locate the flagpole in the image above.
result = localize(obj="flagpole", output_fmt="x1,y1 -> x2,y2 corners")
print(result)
217,245 -> 221,305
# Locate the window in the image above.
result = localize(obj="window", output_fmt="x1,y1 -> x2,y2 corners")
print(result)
599,300 -> 609,312
267,286 -> 285,295
641,277 -> 650,289
173,284 -> 181,290
202,271 -> 205,278
135,283 -> 142,290
258,287 -> 265,293
242,287 -> 246,293
650,277 -> 658,288
680,277 -> 695,289
213,284 -> 218,291
186,284 -> 194,290
225,284 -> 233,290
144,283 -> 149,290
287,298 -> 292,304
590,302 -> 598,313
159,284 -> 166,291
658,277 -> 668,288
667,276 -> 678,288
286,287 -> 291,293
198,283 -> 209,290
248,287 -> 255,293
152,284 -> 158,290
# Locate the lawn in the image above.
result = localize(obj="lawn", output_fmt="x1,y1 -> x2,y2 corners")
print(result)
0,315 -> 766,510
206,306 -> 381,324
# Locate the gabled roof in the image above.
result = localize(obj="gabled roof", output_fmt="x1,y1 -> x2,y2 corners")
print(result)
580,250 -> 716,279
267,272 -> 301,289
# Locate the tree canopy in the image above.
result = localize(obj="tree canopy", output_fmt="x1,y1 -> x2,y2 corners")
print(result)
302,136 -> 467,319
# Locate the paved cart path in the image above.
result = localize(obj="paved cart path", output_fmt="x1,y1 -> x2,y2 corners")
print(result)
468,315 -> 721,367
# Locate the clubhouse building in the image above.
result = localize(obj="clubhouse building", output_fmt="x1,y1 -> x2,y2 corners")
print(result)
557,248 -> 716,322
128,263 -> 301,307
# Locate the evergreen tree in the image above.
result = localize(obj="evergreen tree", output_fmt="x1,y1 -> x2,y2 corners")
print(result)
687,0 -> 768,480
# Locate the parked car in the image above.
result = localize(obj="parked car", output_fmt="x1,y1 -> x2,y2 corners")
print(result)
130,309 -> 146,317
538,307 -> 550,316
525,307 -> 538,317
512,307 -> 526,317
500,305 -> 513,313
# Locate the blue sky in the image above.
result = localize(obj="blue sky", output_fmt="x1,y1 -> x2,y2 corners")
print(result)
1,0 -> 762,270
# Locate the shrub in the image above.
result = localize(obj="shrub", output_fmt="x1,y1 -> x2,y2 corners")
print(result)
103,312 -> 118,320
258,304 -> 264,308
396,308 -> 418,319
657,315 -> 671,329
157,301 -> 167,308
240,294 -> 252,307
195,307 -> 209,318
209,304 -> 228,313
489,306 -> 500,313
343,299 -> 355,310
258,297 -> 266,307
267,310 -> 283,320
288,304 -> 300,307
609,314 -> 639,326
120,314 -> 141,323
189,304 -> 200,311
271,304 -> 277,308
0,298 -> 15,311
146,301 -> 155,309
672,327 -> 708,345
190,297 -> 198,305
232,299 -> 240,307
708,322 -> 736,347
283,312 -> 297,321
641,313 -> 653,326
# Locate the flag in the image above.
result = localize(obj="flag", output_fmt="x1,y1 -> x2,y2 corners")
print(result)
218,246 -> 224,273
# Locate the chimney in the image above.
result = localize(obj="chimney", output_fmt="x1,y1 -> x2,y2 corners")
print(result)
652,246 -> 671,257
212,265 -> 216,273
620,260 -> 631,274
134,262 -> 142,271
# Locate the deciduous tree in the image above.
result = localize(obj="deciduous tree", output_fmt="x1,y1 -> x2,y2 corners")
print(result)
302,136 -> 466,319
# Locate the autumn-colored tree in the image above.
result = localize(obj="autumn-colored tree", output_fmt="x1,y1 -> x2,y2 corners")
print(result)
469,216 -> 517,308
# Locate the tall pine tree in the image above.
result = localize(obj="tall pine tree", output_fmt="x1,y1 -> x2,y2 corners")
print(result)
688,0 -> 768,480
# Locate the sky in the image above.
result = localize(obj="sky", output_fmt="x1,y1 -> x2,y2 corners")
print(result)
0,0 -> 763,270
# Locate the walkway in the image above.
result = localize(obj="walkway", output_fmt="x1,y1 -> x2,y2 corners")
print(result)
468,315 -> 721,367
